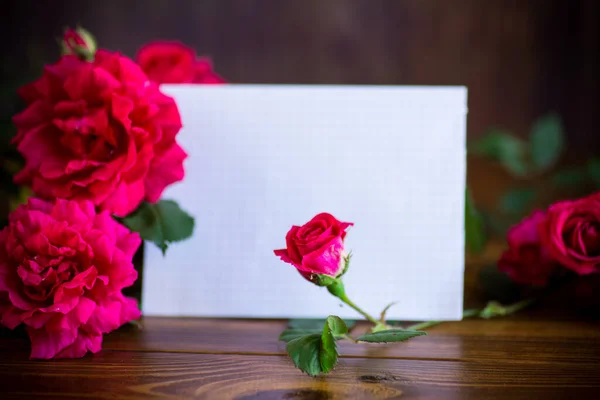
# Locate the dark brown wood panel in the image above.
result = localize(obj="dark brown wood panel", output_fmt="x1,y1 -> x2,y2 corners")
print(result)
1,351 -> 599,399
3,315 -> 600,366
4,0 -> 599,153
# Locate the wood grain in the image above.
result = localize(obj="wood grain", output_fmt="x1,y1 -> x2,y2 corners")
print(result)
1,351 -> 599,400
95,316 -> 600,365
2,312 -> 600,398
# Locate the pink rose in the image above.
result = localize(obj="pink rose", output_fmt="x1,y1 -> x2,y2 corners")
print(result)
274,213 -> 353,284
12,50 -> 186,217
541,193 -> 600,275
136,41 -> 225,84
498,210 -> 559,286
0,198 -> 141,359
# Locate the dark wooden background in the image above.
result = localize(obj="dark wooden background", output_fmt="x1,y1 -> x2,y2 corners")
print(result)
2,0 -> 599,210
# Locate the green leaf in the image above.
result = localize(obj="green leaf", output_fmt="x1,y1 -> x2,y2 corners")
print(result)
552,166 -> 589,189
325,315 -> 348,336
499,187 -> 536,215
587,158 -> 600,188
356,329 -> 426,343
529,113 -> 565,171
468,129 -> 529,176
280,328 -> 349,343
320,316 -> 346,373
279,329 -> 322,342
288,318 -> 356,330
477,299 -> 534,319
288,319 -> 326,329
286,334 -> 322,376
121,200 -> 195,255
285,316 -> 348,376
465,189 -> 487,254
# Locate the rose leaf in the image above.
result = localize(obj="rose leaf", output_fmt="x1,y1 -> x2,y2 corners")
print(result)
465,188 -> 487,254
356,329 -> 426,343
320,316 -> 346,374
285,315 -> 347,376
530,113 -> 565,171
122,200 -> 195,256
279,329 -> 322,342
468,128 -> 529,177
286,334 -> 323,376
287,318 -> 356,331
587,158 -> 600,188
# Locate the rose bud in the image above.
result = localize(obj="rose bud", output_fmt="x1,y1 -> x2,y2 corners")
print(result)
274,213 -> 353,286
60,26 -> 97,61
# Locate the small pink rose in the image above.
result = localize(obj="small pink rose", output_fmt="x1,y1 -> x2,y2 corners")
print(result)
274,213 -> 353,283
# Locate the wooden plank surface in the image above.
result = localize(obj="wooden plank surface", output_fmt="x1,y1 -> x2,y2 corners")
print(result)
1,351 -> 600,400
96,316 -> 600,365
1,312 -> 600,399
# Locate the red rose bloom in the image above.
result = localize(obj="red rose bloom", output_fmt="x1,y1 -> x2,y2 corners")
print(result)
498,210 -> 558,286
541,193 -> 600,275
12,50 -> 186,217
0,198 -> 141,359
274,213 -> 353,284
136,41 -> 225,84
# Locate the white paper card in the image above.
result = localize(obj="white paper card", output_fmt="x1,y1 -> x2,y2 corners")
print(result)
142,85 -> 467,321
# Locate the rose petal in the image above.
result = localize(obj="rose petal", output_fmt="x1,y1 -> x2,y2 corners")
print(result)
300,237 -> 345,277
27,326 -> 78,360
54,331 -> 102,359
144,144 -> 187,202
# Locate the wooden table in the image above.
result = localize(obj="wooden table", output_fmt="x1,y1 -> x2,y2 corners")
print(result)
1,310 -> 600,399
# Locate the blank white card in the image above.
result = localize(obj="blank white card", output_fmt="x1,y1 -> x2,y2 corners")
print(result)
142,85 -> 467,321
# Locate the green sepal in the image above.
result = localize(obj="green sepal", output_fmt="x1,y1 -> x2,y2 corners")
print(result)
338,252 -> 352,279
310,274 -> 337,287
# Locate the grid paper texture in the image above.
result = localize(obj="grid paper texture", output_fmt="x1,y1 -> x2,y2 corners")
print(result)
142,85 -> 467,321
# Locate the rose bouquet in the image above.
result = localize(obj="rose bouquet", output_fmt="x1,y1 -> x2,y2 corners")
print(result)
0,27 -> 223,359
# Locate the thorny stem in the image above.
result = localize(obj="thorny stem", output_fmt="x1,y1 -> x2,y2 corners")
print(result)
327,280 -> 380,326
405,299 -> 535,331
338,293 -> 380,326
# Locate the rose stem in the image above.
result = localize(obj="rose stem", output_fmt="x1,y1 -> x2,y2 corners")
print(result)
405,299 -> 534,331
327,280 -> 380,326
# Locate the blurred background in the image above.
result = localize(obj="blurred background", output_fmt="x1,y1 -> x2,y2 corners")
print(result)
1,0 -> 599,304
